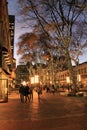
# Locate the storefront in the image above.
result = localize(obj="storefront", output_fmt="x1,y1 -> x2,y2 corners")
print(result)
0,68 -> 11,103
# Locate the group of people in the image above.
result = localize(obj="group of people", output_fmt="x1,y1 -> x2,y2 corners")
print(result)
19,84 -> 43,103
19,84 -> 33,103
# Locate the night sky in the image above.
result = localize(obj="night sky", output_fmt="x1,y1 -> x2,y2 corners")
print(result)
7,0 -> 87,65
7,0 -> 30,65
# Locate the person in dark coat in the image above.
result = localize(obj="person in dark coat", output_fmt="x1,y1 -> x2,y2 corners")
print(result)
19,84 -> 25,103
29,85 -> 33,101
24,85 -> 30,103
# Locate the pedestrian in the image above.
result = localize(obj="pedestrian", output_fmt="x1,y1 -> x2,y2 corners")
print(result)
19,84 -> 24,103
24,84 -> 30,103
29,86 -> 33,101
37,85 -> 42,99
46,86 -> 50,93
51,84 -> 55,94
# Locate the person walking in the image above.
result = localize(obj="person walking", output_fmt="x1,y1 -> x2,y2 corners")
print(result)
37,84 -> 42,99
24,84 -> 30,103
29,86 -> 33,101
51,84 -> 55,95
19,84 -> 25,103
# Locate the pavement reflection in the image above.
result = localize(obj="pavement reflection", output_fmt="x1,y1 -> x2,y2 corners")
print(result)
0,89 -> 87,130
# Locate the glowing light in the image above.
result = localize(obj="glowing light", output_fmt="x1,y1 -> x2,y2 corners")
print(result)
34,75 -> 39,83
22,81 -> 26,86
77,75 -> 81,82
66,76 -> 70,83
31,77 -> 35,84
30,75 -> 39,84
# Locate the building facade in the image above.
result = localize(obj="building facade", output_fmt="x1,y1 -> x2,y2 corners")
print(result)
16,65 -> 29,85
9,15 -> 15,57
9,15 -> 16,88
16,62 -> 87,89
0,0 -> 15,102
56,62 -> 87,87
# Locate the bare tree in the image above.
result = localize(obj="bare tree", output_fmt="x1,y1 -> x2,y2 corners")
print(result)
17,0 -> 87,92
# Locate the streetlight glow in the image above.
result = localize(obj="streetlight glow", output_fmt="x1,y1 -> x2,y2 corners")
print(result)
31,77 -> 35,84
34,75 -> 39,83
30,75 -> 39,84
66,76 -> 70,84
22,81 -> 26,86
77,74 -> 81,82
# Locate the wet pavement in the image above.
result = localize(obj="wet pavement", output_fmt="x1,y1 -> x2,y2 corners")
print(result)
0,90 -> 87,130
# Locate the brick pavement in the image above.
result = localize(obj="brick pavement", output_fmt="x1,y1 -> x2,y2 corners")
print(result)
0,90 -> 87,130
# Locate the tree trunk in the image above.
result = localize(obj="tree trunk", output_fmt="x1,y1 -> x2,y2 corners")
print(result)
66,49 -> 77,92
